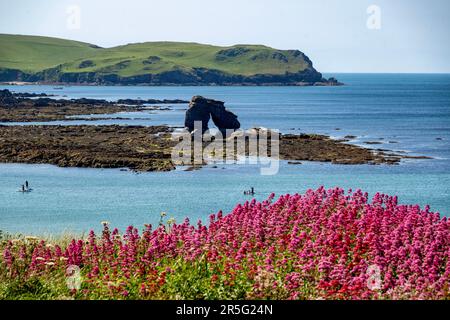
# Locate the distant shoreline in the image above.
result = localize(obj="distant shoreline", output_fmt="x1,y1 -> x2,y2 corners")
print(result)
0,80 -> 343,87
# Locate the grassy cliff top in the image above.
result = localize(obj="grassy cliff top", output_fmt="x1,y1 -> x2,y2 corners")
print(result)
0,34 -> 313,77
0,34 -> 99,72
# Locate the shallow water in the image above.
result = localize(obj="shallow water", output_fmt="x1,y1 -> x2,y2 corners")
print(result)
1,73 -> 449,234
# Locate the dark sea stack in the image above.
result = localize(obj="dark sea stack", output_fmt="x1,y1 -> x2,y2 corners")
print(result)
185,96 -> 213,133
184,96 -> 240,134
209,101 -> 240,135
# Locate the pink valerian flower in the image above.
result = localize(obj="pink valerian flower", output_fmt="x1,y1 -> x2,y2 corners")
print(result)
3,246 -> 13,267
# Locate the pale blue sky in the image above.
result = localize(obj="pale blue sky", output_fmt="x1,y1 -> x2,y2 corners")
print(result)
1,0 -> 449,73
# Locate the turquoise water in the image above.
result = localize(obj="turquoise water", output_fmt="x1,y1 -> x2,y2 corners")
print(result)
1,74 -> 449,234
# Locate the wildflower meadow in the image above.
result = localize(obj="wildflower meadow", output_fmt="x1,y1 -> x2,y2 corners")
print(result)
1,187 -> 449,300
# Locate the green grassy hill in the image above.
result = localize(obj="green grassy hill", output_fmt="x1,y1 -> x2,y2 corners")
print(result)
0,34 -> 330,85
0,34 -> 99,72
59,42 -> 309,76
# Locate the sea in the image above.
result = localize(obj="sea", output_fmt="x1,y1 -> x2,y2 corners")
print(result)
1,73 -> 449,235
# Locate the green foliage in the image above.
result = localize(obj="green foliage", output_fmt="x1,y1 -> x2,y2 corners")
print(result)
162,257 -> 252,300
0,276 -> 69,300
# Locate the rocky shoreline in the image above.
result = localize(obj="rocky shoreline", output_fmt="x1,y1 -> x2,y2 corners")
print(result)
0,125 -> 176,171
0,79 -> 343,87
0,89 -> 186,122
279,133 -> 402,165
0,90 -> 429,171
0,125 -> 409,172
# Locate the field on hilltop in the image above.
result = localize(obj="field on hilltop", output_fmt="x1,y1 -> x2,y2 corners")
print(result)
58,41 -> 310,76
0,34 -> 98,72
0,34 -> 332,85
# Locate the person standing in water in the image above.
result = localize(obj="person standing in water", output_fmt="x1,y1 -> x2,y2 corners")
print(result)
244,187 -> 255,195
21,185 -> 25,192
25,181 -> 29,190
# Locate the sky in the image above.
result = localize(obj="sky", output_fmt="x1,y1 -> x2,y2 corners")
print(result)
0,0 -> 449,73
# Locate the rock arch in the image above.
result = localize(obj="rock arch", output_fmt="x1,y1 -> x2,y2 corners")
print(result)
184,96 -> 240,135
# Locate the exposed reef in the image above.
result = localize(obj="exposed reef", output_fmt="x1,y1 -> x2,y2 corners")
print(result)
0,125 -> 175,171
0,91 -> 429,171
0,89 -> 185,122
0,126 -> 412,172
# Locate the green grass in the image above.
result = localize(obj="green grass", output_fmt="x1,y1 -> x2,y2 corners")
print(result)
0,34 -> 99,72
0,34 -> 311,77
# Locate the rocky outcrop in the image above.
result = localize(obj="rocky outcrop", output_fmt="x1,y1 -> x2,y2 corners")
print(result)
185,96 -> 240,135
0,125 -> 175,172
185,96 -> 212,134
0,66 -> 341,86
12,92 -> 52,98
0,68 -> 33,82
0,125 -> 411,172
0,89 -> 185,122
209,102 -> 240,135
35,67 -> 333,86
116,98 -> 189,105
0,89 -> 17,106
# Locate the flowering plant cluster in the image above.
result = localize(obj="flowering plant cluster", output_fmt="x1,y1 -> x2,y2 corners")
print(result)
1,187 -> 449,299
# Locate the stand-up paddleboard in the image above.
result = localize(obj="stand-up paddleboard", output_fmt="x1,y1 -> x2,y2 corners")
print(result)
18,188 -> 33,193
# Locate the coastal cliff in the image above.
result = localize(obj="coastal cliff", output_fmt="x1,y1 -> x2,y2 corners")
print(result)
0,34 -> 341,86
